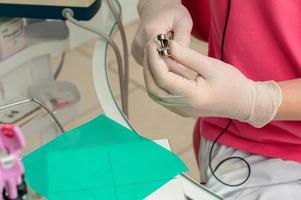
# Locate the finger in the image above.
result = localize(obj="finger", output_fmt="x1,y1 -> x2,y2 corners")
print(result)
170,40 -> 214,77
143,53 -> 169,97
146,41 -> 195,95
145,21 -> 172,41
142,26 -> 193,79
164,58 -> 198,80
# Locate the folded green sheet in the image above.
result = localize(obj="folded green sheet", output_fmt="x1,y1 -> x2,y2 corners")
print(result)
23,115 -> 188,199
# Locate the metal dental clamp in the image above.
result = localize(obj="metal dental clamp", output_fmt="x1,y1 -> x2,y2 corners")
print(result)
157,34 -> 171,57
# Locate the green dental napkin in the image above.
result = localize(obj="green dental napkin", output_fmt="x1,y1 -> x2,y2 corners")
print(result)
23,115 -> 187,199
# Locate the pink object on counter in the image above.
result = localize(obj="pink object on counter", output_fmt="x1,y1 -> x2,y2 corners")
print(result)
182,0 -> 301,163
0,124 -> 26,200
0,124 -> 25,156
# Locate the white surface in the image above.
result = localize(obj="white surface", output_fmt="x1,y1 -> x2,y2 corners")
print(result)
146,178 -> 186,200
180,174 -> 223,200
146,140 -> 186,200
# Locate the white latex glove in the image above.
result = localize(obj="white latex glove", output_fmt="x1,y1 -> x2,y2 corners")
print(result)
132,0 -> 192,65
144,41 -> 282,128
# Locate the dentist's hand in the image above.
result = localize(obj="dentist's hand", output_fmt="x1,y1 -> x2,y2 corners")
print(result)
132,0 -> 192,65
144,41 -> 282,128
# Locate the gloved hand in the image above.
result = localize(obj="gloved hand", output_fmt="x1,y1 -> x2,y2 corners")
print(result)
132,0 -> 192,65
144,41 -> 282,128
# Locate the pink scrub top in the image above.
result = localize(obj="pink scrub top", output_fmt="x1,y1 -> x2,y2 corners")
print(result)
182,0 -> 301,163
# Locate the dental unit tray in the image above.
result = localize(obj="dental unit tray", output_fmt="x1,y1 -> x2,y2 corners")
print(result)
0,0 -> 102,20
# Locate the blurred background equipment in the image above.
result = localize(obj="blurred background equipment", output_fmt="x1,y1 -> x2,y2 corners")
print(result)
0,0 -> 102,20
0,18 -> 26,60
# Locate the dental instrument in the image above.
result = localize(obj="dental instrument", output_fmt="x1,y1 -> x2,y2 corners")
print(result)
157,34 -> 171,57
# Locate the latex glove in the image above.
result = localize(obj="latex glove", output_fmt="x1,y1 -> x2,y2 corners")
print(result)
144,41 -> 282,128
132,0 -> 192,65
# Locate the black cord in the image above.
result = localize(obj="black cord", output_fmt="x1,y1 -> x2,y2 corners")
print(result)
208,120 -> 251,187
208,0 -> 251,187
54,52 -> 66,80
220,0 -> 231,62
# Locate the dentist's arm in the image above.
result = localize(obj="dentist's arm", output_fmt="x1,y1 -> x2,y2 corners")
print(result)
276,79 -> 301,120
